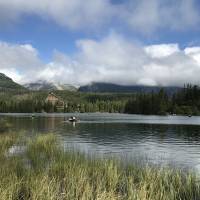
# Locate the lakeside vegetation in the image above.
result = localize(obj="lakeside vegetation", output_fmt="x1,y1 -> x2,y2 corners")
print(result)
0,90 -> 130,113
125,84 -> 200,116
0,132 -> 200,200
1,84 -> 200,115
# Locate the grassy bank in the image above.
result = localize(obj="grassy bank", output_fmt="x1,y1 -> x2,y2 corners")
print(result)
0,133 -> 199,200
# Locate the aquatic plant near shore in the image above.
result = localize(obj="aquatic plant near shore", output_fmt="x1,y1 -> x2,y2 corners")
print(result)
0,119 -> 12,133
0,133 -> 199,200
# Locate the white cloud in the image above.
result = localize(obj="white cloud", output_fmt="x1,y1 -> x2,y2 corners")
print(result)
145,44 -> 180,58
184,47 -> 200,64
0,0 -> 199,33
0,41 -> 42,83
120,0 -> 200,34
0,41 -> 41,69
0,68 -> 22,83
0,0 -> 113,30
137,78 -> 157,86
1,34 -> 200,86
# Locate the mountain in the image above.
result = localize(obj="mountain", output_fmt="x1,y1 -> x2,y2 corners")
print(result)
78,82 -> 182,94
0,73 -> 25,91
24,81 -> 77,91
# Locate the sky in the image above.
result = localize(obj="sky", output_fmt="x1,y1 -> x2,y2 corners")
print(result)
1,0 -> 200,86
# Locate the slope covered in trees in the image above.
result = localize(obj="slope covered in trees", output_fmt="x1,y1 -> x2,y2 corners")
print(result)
125,84 -> 200,115
0,90 -> 130,113
79,82 -> 181,94
0,83 -> 200,115
0,73 -> 26,91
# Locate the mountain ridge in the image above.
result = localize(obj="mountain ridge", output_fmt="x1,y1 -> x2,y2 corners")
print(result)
24,80 -> 77,91
0,72 -> 183,94
0,73 -> 26,91
78,82 -> 182,94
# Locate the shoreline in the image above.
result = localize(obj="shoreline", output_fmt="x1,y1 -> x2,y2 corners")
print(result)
0,133 -> 199,200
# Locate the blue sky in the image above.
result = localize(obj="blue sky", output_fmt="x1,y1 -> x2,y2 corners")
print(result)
0,15 -> 84,61
0,0 -> 200,86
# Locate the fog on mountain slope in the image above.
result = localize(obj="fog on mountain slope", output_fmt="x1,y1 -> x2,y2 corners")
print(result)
23,81 -> 77,91
78,82 -> 182,94
0,72 -> 183,94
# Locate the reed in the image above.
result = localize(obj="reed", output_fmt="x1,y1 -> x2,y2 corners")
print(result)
0,133 -> 199,200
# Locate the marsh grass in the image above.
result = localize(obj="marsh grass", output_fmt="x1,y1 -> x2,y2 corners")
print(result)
0,133 -> 199,200
0,119 -> 12,133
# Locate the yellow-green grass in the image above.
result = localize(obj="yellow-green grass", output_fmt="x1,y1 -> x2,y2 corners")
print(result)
0,133 -> 199,200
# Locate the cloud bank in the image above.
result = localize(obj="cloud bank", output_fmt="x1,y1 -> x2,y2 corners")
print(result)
1,33 -> 200,86
0,0 -> 199,33
0,0 -> 199,86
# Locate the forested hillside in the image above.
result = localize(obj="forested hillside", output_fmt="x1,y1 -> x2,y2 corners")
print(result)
0,72 -> 199,116
0,90 -> 131,113
125,84 -> 200,115
79,82 -> 181,94
0,73 -> 26,91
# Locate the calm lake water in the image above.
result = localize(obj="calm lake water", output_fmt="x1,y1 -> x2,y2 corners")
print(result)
1,113 -> 200,171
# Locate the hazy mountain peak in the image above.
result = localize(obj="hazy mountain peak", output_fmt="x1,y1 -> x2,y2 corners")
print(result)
24,80 -> 77,91
79,82 -> 182,94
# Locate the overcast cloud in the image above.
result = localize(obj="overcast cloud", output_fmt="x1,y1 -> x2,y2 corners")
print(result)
1,32 -> 200,86
0,0 -> 200,86
0,0 -> 199,33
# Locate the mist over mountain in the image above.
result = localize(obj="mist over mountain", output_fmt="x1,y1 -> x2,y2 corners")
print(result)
0,72 -> 183,94
24,81 -> 77,91
79,82 -> 182,94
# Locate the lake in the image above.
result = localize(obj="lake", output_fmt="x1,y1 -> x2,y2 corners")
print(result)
1,113 -> 200,171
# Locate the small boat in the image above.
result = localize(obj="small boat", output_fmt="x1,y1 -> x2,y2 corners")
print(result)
68,116 -> 78,122
188,115 -> 192,117
31,114 -> 35,119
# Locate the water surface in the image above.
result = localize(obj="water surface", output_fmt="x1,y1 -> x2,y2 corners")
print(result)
1,113 -> 200,171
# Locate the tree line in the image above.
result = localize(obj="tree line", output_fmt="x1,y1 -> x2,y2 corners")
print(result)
0,100 -> 126,113
125,84 -> 200,115
0,84 -> 200,115
0,91 -> 127,113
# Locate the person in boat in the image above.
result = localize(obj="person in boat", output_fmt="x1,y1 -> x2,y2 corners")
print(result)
31,114 -> 35,118
69,116 -> 78,122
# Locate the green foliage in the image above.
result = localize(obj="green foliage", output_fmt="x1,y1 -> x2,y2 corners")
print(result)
0,133 -> 199,199
125,90 -> 169,115
0,90 -> 129,113
125,84 -> 200,116
0,73 -> 26,91
0,119 -> 11,133
1,84 -> 200,115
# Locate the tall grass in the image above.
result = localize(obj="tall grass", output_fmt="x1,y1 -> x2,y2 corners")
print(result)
0,133 -> 199,200
0,119 -> 12,133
